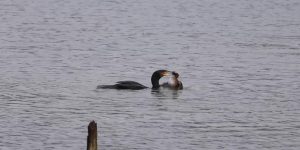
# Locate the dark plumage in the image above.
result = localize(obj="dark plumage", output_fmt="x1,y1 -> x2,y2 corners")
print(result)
97,70 -> 170,90
98,81 -> 147,90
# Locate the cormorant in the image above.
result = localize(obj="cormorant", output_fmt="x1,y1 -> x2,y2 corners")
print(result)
97,70 -> 172,90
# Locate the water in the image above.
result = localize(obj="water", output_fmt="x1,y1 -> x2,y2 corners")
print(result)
1,0 -> 300,149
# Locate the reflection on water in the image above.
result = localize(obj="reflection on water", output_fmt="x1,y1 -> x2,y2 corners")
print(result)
151,89 -> 182,100
1,0 -> 300,149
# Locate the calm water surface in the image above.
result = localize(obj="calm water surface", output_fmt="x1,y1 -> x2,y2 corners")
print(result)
1,0 -> 300,149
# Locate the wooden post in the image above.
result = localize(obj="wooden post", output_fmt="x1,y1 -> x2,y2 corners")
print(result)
87,120 -> 97,150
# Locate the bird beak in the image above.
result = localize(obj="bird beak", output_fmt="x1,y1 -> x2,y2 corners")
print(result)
161,71 -> 171,77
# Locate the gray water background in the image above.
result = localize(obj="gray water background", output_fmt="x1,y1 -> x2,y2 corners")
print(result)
1,0 -> 300,149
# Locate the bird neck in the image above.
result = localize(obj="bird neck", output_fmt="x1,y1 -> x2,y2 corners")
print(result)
151,73 -> 161,89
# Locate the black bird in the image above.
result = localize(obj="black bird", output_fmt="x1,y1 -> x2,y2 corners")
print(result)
97,70 -> 171,90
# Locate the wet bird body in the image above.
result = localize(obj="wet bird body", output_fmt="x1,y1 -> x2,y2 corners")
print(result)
97,70 -> 183,90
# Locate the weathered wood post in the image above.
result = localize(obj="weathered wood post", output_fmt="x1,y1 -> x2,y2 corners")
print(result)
87,120 -> 97,150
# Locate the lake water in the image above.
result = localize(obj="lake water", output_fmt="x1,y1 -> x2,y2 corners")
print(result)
1,0 -> 300,149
